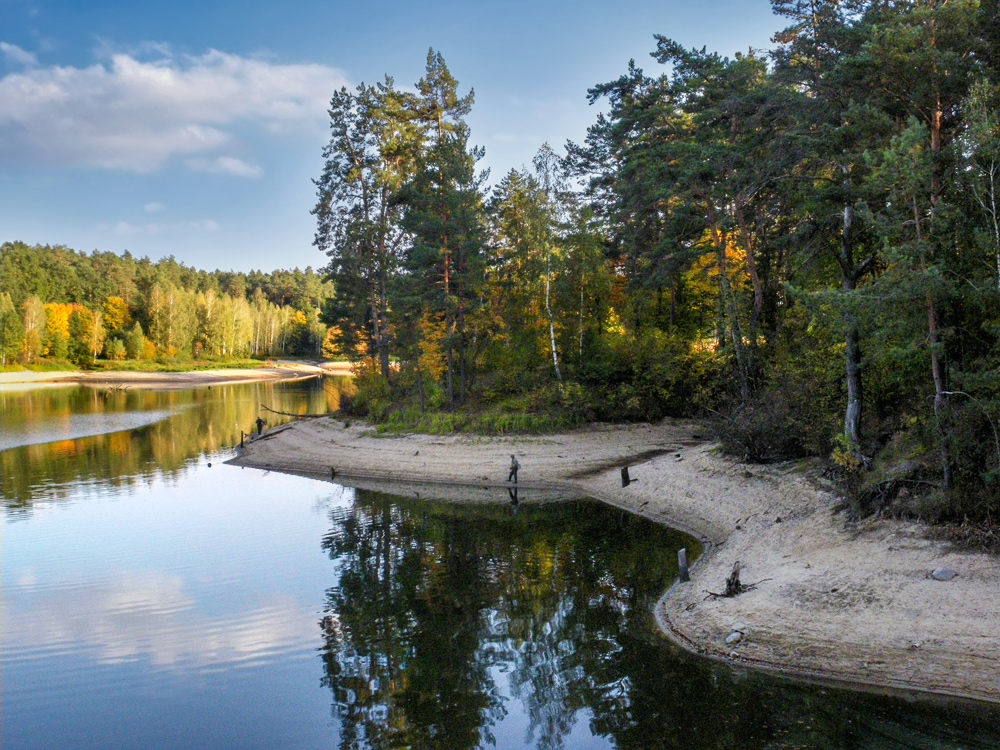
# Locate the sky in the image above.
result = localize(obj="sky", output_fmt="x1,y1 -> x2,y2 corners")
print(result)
1,0 -> 784,274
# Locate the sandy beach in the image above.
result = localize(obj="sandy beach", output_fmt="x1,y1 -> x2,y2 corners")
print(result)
0,361 -> 352,391
229,417 -> 1000,705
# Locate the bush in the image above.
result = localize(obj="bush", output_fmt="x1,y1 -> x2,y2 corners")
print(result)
943,401 -> 1000,519
580,330 -> 728,421
124,323 -> 146,360
344,365 -> 392,419
104,338 -> 127,361
718,379 -> 838,463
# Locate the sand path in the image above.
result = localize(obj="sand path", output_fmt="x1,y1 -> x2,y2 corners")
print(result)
230,416 -> 1000,705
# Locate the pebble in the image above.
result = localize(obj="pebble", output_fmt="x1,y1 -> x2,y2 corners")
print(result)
731,621 -> 747,633
725,631 -> 743,645
931,567 -> 958,581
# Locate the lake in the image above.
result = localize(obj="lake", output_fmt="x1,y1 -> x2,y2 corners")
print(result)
3,378 -> 999,749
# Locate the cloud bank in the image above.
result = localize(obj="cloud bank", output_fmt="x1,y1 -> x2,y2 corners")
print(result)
0,46 -> 349,174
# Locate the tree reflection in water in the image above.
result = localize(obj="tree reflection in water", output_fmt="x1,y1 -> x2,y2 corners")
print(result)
319,492 -> 1000,750
1,378 -> 344,512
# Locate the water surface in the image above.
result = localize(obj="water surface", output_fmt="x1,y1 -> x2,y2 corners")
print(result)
4,379 -> 999,749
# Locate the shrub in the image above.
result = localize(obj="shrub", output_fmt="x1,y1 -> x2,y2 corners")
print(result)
718,379 -> 838,463
104,338 -> 127,361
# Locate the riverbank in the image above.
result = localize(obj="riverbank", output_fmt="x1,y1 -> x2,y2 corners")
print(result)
0,361 -> 352,391
229,417 -> 1000,705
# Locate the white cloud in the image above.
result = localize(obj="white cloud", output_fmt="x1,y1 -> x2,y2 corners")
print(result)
1,42 -> 38,67
186,155 -> 263,178
99,217 -> 220,236
144,201 -> 166,213
110,220 -> 145,236
190,219 -> 220,232
0,46 -> 349,173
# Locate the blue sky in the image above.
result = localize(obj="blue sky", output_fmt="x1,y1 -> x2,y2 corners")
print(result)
1,0 -> 782,273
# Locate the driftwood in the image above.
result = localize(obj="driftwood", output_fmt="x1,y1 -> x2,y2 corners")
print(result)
704,561 -> 771,599
259,404 -> 327,419
249,424 -> 295,441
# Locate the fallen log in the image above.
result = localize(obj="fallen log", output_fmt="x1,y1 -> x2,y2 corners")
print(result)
259,404 -> 328,419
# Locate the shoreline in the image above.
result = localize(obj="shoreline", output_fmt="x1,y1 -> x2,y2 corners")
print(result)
229,417 -> 1000,706
0,361 -> 352,391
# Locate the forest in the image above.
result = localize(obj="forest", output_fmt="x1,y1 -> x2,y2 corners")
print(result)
311,1 -> 1000,524
0,241 -> 334,364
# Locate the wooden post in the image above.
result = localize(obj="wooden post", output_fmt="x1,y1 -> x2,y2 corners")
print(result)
678,548 -> 689,582
331,467 -> 337,480
621,466 -> 631,487
240,430 -> 244,448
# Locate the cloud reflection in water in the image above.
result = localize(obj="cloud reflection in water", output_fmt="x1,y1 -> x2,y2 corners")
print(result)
6,571 -> 317,672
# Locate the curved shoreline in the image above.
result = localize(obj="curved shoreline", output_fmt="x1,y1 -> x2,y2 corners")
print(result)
228,416 -> 1000,706
0,361 -> 351,391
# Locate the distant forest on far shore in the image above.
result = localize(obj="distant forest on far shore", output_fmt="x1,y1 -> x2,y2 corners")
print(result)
0,241 -> 334,365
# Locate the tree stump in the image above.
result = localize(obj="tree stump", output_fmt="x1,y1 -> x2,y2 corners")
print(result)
724,561 -> 742,597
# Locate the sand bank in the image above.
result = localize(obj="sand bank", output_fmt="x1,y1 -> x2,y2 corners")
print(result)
229,416 -> 1000,705
0,361 -> 351,391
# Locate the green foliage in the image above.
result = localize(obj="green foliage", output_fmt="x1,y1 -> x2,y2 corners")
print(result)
719,305 -> 845,463
313,49 -> 489,402
377,408 -> 573,437
104,338 -> 127,361
87,358 -> 264,373
68,307 -> 93,365
343,366 -> 394,420
1,242 -> 332,364
4,360 -> 79,373
577,329 -> 728,420
124,322 -> 147,360
719,379 -> 840,463
0,292 -> 25,367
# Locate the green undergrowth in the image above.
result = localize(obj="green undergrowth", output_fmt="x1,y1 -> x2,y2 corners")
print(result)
373,407 -> 577,436
84,358 -> 267,373
1,360 -> 80,373
3,358 -> 270,374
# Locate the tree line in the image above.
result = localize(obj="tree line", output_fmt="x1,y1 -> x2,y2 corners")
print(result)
316,3 -> 1000,522
0,242 -> 334,365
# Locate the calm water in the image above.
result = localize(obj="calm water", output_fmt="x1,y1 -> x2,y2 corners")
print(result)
3,379 -> 999,749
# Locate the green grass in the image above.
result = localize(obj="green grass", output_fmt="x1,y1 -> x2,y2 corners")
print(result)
88,358 -> 267,373
3,358 -> 269,374
372,404 -> 579,436
1,361 -> 80,373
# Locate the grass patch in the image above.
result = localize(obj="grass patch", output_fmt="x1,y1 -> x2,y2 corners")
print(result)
374,407 -> 576,436
85,358 -> 267,373
4,358 -> 270,374
928,521 -> 1000,554
2,361 -> 80,373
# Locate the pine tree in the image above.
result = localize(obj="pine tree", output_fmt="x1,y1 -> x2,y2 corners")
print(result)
313,78 -> 419,378
400,50 -> 487,404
